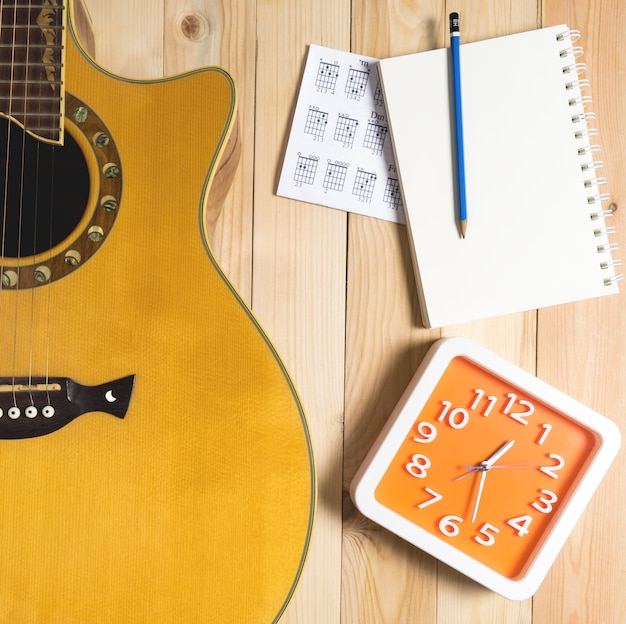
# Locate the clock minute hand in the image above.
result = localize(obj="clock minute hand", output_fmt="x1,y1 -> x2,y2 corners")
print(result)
469,440 -> 515,523
471,470 -> 488,523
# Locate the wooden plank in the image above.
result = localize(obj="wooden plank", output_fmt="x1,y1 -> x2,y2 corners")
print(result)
343,1 -> 442,620
343,1 -> 539,622
163,0 -> 225,72
536,1 -> 626,622
253,1 -> 351,622
80,1 -> 165,79
342,220 -> 440,624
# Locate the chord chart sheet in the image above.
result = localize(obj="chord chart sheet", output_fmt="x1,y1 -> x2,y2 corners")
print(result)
277,44 -> 405,224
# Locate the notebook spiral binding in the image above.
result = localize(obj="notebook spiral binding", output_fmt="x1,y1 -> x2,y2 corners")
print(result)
558,28 -> 624,286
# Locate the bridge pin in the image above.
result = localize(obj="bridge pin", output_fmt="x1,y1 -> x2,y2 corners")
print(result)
42,405 -> 55,418
25,406 -> 38,418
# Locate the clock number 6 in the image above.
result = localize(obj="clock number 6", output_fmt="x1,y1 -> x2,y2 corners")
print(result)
406,453 -> 431,478
439,515 -> 463,537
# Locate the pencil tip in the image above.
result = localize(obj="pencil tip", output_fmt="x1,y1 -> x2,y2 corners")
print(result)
460,220 -> 468,238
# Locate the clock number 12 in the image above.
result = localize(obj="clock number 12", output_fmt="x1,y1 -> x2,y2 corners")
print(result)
469,389 -> 536,425
502,393 -> 535,425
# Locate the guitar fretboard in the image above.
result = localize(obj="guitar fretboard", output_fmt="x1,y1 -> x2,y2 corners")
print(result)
0,0 -> 65,143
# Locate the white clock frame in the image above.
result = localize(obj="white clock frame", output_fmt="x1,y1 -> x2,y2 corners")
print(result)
350,337 -> 621,600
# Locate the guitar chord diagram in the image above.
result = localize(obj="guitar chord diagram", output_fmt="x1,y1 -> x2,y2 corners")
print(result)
383,177 -> 403,210
294,154 -> 319,186
345,67 -> 370,99
334,114 -> 359,147
315,60 -> 340,93
363,120 -> 388,154
278,45 -> 404,224
304,107 -> 329,141
353,170 -> 377,203
373,79 -> 384,106
323,162 -> 348,192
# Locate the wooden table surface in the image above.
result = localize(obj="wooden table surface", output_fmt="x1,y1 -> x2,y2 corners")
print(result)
82,0 -> 625,622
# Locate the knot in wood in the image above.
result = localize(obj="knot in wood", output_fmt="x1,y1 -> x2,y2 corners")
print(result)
180,13 -> 208,41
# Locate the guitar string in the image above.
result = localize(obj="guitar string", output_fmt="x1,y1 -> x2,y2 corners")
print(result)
28,147 -> 41,410
5,0 -> 23,409
25,0 -> 37,409
15,0 -> 32,408
0,0 -> 7,288
43,0 -> 56,408
13,0 -> 30,409
45,143 -> 53,409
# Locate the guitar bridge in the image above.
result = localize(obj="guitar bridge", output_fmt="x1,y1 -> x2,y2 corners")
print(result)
0,375 -> 135,439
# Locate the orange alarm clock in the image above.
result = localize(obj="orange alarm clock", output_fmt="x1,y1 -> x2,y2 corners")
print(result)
351,337 -> 621,600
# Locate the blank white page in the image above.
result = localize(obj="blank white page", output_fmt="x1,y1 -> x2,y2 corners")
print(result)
379,25 -> 619,328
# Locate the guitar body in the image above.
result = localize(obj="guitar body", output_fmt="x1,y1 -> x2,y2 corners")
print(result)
0,2 -> 314,622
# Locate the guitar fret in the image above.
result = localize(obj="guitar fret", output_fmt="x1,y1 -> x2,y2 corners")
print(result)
2,111 -> 62,118
0,95 -> 63,100
1,79 -> 63,85
0,4 -> 65,8
21,126 -> 62,133
0,62 -> 63,67
0,43 -> 64,50
1,24 -> 64,30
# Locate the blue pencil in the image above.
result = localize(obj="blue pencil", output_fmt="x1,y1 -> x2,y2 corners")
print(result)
450,12 -> 468,238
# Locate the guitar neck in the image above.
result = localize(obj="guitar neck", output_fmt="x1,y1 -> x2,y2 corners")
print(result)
0,0 -> 66,144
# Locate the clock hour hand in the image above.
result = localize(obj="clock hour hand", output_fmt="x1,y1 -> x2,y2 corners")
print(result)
484,439 -> 515,466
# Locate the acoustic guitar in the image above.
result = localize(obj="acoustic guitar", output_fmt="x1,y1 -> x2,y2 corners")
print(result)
0,1 -> 315,622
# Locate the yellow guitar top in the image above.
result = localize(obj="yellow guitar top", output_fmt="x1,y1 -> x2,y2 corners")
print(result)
0,1 -> 315,622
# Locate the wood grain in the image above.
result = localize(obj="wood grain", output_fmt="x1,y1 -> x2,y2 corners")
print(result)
81,0 -> 626,622
253,1 -> 350,622
536,2 -> 626,623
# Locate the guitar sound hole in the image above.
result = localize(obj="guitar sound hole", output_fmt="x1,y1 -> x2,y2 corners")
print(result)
0,118 -> 90,258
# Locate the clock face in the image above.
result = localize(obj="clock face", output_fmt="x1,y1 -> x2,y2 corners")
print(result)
351,337 -> 621,600
374,355 -> 599,580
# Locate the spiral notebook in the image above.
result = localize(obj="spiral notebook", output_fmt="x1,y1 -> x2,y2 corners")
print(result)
378,25 -> 622,328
